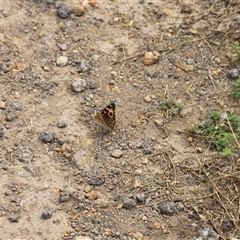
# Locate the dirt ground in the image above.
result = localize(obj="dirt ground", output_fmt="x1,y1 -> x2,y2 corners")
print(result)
0,0 -> 240,239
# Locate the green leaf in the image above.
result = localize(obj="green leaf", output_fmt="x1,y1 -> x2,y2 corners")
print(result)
231,55 -> 240,63
222,147 -> 231,156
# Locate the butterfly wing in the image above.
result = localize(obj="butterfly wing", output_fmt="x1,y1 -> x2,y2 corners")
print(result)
95,103 -> 116,131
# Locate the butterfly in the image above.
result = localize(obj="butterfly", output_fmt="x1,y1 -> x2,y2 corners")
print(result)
95,103 -> 116,131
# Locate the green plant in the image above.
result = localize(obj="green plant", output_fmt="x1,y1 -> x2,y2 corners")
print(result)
227,41 -> 240,63
162,98 -> 181,118
193,110 -> 240,156
231,79 -> 240,98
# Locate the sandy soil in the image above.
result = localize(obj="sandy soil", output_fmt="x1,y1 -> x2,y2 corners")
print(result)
0,0 -> 240,240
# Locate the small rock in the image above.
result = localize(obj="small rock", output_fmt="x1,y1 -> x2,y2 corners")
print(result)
214,57 -> 221,64
58,119 -> 68,128
144,95 -> 152,103
0,127 -> 4,138
158,201 -> 176,216
154,222 -> 162,229
109,80 -> 116,85
57,5 -> 70,19
56,56 -> 68,66
180,106 -> 192,118
132,232 -> 144,240
12,102 -> 22,111
58,43 -> 68,51
58,136 -> 69,145
70,5 -> 85,17
181,4 -> 193,14
71,78 -> 87,93
41,209 -> 52,219
0,101 -> 6,109
196,224 -> 219,240
2,165 -> 8,170
40,132 -> 54,143
9,214 -> 20,222
89,80 -> 97,89
2,10 -> 9,17
228,68 -> 239,79
111,149 -> 123,158
143,52 -> 159,65
154,119 -> 163,127
59,191 -> 71,203
85,191 -> 100,200
77,60 -> 92,73
187,136 -> 193,142
87,176 -> 105,186
175,202 -> 184,211
141,144 -> 153,155
110,71 -> 117,77
122,198 -> 136,209
76,236 -> 93,240
134,193 -> 146,204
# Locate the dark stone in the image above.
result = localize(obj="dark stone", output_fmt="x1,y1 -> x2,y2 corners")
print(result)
158,201 -> 176,216
9,214 -> 20,222
59,191 -> 71,203
87,176 -> 105,186
41,209 -> 52,219
40,132 -> 54,143
57,5 -> 69,19
122,198 -> 136,209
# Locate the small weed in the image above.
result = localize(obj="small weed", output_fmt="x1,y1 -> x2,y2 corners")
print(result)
162,98 -> 181,118
227,41 -> 240,63
231,79 -> 240,98
193,110 -> 240,156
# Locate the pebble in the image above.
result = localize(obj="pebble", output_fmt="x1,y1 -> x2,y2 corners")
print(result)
40,132 -> 54,143
181,3 -> 193,13
134,193 -> 146,204
158,201 -> 176,216
58,43 -> 68,51
187,136 -> 193,142
109,80 -> 116,85
154,119 -> 163,127
85,191 -> 100,200
122,198 -> 136,209
87,176 -> 105,186
9,214 -> 20,222
143,51 -> 159,65
58,136 -> 69,145
132,232 -> 144,240
180,106 -> 192,118
71,78 -> 87,93
228,68 -> 239,79
56,56 -> 68,66
2,10 -> 9,17
76,236 -> 93,240
195,224 -> 219,240
141,144 -> 153,155
58,119 -> 68,128
0,127 -> 4,138
57,5 -> 70,19
59,190 -> 71,203
77,60 -> 92,73
0,101 -> 6,109
41,209 -> 52,219
89,80 -> 97,89
12,102 -> 22,111
111,149 -> 123,158
214,57 -> 221,64
144,95 -> 152,103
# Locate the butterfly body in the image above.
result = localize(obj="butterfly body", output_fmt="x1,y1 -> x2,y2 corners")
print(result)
95,103 -> 116,131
